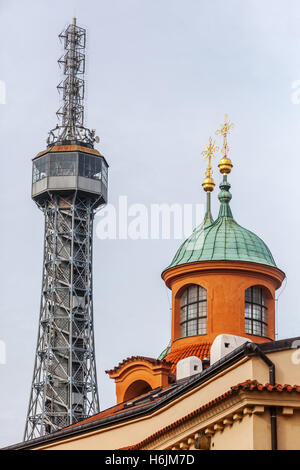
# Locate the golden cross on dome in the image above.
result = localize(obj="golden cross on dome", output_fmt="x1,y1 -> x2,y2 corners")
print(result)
201,137 -> 219,178
216,114 -> 234,158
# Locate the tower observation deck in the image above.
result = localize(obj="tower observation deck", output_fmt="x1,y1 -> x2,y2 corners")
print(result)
24,19 -> 108,441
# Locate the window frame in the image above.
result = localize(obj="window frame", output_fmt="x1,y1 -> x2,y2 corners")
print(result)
180,285 -> 207,337
32,155 -> 48,183
49,152 -> 77,177
245,286 -> 268,337
78,154 -> 103,181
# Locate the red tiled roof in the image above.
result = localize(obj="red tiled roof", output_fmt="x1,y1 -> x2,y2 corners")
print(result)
55,379 -> 300,444
66,384 -> 174,430
105,343 -> 211,377
125,379 -> 300,450
231,382 -> 300,393
164,342 -> 211,374
105,356 -> 172,375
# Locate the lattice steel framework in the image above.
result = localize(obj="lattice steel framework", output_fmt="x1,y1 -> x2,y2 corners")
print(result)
24,194 -> 100,440
47,18 -> 98,147
24,18 -> 105,441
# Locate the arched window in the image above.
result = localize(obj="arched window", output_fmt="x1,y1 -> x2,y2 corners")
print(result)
180,285 -> 207,337
245,286 -> 267,337
123,380 -> 152,402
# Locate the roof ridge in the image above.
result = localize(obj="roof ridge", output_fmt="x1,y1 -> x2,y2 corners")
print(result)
105,355 -> 172,375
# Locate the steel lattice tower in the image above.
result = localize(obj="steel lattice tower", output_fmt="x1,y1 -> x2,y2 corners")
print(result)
24,18 -> 108,441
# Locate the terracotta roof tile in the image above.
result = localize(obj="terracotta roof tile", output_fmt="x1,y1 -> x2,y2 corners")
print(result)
66,384 -> 175,430
105,356 -> 172,375
164,342 -> 211,374
231,381 -> 300,393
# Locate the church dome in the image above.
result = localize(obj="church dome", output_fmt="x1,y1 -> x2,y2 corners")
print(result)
166,176 -> 276,270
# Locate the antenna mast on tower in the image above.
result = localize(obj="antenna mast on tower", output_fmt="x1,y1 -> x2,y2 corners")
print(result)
47,18 -> 98,147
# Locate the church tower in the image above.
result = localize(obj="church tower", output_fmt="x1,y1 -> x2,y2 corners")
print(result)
161,115 -> 285,362
107,116 -> 285,404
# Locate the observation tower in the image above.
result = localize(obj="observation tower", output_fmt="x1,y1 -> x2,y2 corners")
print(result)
24,18 -> 107,440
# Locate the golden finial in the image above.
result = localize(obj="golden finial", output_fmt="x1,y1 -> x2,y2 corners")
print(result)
216,114 -> 234,174
201,137 -> 218,192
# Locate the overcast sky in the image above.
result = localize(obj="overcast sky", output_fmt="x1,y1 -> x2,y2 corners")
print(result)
0,0 -> 300,447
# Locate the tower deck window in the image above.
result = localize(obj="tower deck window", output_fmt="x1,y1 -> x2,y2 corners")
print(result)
180,285 -> 207,337
78,153 -> 102,180
245,286 -> 267,337
32,152 -> 108,188
33,155 -> 47,183
50,153 -> 77,177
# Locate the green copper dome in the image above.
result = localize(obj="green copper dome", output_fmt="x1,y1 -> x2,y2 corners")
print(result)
166,176 -> 276,270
